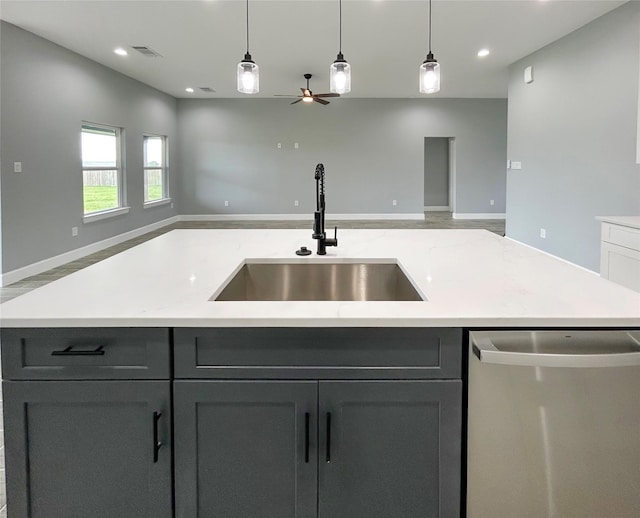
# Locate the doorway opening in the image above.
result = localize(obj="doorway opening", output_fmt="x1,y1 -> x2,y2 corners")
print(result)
424,137 -> 456,214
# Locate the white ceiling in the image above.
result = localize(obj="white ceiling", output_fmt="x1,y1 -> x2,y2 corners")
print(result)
0,0 -> 626,98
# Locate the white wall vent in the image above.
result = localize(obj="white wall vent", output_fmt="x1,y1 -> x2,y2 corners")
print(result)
131,46 -> 163,58
199,87 -> 216,93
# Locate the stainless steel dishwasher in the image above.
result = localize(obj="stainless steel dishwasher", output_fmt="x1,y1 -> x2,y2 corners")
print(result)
467,330 -> 640,518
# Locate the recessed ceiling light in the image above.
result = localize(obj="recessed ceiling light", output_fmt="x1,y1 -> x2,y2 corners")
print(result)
477,49 -> 490,58
185,87 -> 195,93
114,48 -> 128,56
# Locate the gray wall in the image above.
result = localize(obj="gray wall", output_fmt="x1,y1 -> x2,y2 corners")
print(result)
0,22 -> 179,273
506,2 -> 640,271
176,98 -> 507,216
424,137 -> 450,208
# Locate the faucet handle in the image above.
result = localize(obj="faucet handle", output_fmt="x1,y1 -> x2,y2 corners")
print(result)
325,226 -> 338,248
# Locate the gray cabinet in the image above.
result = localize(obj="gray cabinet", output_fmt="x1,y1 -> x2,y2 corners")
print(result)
174,380 -> 318,518
318,380 -> 462,518
1,328 -> 172,518
3,380 -> 172,518
174,379 -> 461,518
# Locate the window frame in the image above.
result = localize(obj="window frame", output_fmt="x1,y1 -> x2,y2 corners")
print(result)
143,133 -> 170,207
81,122 -> 129,223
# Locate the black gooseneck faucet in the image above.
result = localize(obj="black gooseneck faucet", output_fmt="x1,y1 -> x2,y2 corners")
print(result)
312,163 -> 338,255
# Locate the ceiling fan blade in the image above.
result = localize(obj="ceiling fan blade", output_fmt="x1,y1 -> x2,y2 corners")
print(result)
291,99 -> 303,105
314,93 -> 340,98
300,88 -> 307,95
274,95 -> 300,97
314,98 -> 330,105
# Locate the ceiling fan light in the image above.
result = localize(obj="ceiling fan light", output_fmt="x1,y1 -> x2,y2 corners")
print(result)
330,55 -> 351,94
419,53 -> 440,94
237,54 -> 259,94
302,97 -> 314,103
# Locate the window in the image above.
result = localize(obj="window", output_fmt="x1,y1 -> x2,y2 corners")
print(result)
143,135 -> 168,204
81,123 -> 124,216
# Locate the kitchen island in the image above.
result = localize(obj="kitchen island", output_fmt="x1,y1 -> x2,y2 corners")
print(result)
1,229 -> 638,518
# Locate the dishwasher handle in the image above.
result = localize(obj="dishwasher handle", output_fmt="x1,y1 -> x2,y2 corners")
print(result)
472,340 -> 640,368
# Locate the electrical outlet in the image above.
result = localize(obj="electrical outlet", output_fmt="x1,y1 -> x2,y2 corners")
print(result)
294,200 -> 299,207
540,228 -> 546,239
277,143 -> 282,149
511,161 -> 522,170
170,202 -> 174,209
71,227 -> 78,237
392,199 -> 397,206
224,200 -> 229,207
14,161 -> 22,173
490,199 -> 495,206
294,142 -> 299,149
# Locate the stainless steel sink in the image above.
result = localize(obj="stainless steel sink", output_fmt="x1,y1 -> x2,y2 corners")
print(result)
212,261 -> 425,301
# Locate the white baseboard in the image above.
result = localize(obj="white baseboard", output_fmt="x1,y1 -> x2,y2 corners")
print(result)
424,206 -> 450,212
180,213 -> 425,221
1,216 -> 180,287
505,237 -> 597,275
180,214 -> 313,221
452,213 -> 506,220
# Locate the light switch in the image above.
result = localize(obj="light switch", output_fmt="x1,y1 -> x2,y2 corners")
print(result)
14,161 -> 22,173
524,66 -> 534,84
511,161 -> 522,170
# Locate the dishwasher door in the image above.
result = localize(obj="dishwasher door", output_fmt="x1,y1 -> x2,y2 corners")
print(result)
467,330 -> 640,518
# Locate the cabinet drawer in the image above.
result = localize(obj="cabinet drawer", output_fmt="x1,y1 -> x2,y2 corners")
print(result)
1,328 -> 170,380
602,223 -> 640,251
174,328 -> 462,379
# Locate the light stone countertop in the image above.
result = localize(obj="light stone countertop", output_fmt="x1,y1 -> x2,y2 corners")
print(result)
596,216 -> 640,230
1,229 -> 639,328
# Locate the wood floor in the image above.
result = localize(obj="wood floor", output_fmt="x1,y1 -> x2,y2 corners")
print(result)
0,213 -> 505,304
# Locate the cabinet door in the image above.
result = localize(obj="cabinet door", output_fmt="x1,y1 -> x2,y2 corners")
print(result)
318,380 -> 462,518
174,380 -> 318,518
3,381 -> 172,518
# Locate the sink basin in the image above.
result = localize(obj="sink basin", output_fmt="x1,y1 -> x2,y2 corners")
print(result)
212,261 -> 425,301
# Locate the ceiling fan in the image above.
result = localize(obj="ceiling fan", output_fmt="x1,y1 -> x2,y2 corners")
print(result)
275,73 -> 340,105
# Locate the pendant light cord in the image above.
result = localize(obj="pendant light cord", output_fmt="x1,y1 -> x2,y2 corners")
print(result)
246,0 -> 250,53
339,0 -> 342,53
428,0 -> 432,53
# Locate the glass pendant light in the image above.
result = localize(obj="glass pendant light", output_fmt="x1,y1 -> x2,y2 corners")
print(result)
237,0 -> 259,94
419,0 -> 440,94
329,0 -> 351,94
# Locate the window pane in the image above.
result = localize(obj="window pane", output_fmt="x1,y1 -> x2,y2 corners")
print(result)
144,136 -> 163,167
82,127 -> 117,167
144,168 -> 163,202
83,170 -> 119,213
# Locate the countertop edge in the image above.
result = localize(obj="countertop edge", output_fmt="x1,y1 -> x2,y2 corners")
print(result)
2,317 -> 639,328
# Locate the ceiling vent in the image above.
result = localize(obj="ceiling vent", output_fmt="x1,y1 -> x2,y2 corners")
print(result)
199,87 -> 216,93
131,46 -> 163,58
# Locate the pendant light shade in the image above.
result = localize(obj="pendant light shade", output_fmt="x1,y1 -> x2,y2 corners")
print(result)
419,53 -> 440,94
330,54 -> 351,94
419,0 -> 440,94
329,0 -> 351,94
237,54 -> 259,94
237,0 -> 259,94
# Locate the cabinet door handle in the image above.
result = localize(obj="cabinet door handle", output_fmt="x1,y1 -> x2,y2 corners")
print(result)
304,412 -> 310,463
326,412 -> 332,463
51,345 -> 105,356
153,411 -> 163,463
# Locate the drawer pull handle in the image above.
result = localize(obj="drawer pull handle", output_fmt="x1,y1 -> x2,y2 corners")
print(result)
304,412 -> 310,463
153,411 -> 163,463
326,412 -> 332,463
51,345 -> 105,356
